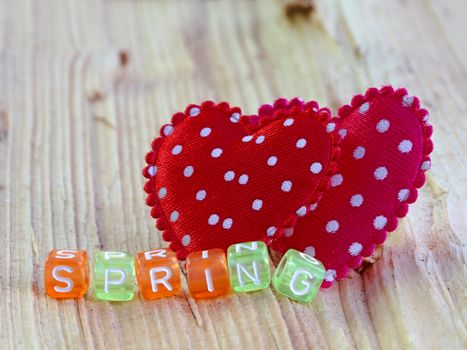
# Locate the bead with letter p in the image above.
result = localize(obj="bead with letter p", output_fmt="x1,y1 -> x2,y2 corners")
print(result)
93,251 -> 135,301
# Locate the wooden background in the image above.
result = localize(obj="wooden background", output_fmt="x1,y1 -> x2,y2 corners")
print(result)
1,0 -> 465,349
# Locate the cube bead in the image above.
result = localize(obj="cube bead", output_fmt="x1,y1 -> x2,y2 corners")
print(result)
93,251 -> 135,301
186,249 -> 230,299
227,241 -> 271,292
44,250 -> 90,299
135,248 -> 181,300
272,249 -> 325,304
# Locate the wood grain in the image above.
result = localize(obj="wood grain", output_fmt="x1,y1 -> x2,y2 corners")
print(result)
0,0 -> 465,349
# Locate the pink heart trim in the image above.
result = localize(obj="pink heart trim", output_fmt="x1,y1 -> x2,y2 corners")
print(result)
271,86 -> 433,287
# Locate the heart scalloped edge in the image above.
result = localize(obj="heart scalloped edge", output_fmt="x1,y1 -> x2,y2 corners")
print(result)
143,99 -> 341,259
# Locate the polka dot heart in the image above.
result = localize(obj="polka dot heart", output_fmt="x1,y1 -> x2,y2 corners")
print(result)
273,86 -> 433,288
143,99 -> 340,259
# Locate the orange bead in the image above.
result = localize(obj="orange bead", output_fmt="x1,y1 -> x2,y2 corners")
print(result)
44,250 -> 90,299
135,248 -> 181,300
186,249 -> 230,299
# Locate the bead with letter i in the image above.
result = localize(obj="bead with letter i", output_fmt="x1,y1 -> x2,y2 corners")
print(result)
135,248 -> 181,300
227,241 -> 271,293
44,250 -> 90,299
186,249 -> 230,299
93,251 -> 135,301
272,249 -> 325,304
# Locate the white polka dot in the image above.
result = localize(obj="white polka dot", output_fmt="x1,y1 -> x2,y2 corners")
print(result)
353,146 -> 365,160
310,162 -> 322,174
196,190 -> 206,201
402,95 -> 414,107
267,156 -> 278,166
398,189 -> 410,202
330,173 -> 343,187
348,242 -> 363,256
183,165 -> 194,177
309,203 -> 318,211
296,206 -> 307,217
208,214 -> 219,225
296,138 -> 307,148
325,220 -> 339,234
266,226 -> 277,236
304,246 -> 316,257
283,118 -> 294,127
163,124 -> 174,136
373,215 -> 387,230
359,102 -> 370,114
420,160 -> 431,171
255,135 -> 265,144
182,234 -> 191,246
200,127 -> 211,137
422,113 -> 430,123
170,211 -> 179,222
238,174 -> 249,185
252,199 -> 263,211
326,123 -> 336,133
158,187 -> 167,199
172,145 -> 182,155
242,135 -> 253,142
224,170 -> 235,181
325,269 -> 336,282
281,180 -> 293,192
189,107 -> 200,116
222,218 -> 233,229
350,194 -> 364,207
376,119 -> 390,133
374,167 -> 388,180
148,165 -> 157,177
283,227 -> 294,237
211,148 -> 223,158
230,112 -> 240,123
398,140 -> 413,153
338,128 -> 347,139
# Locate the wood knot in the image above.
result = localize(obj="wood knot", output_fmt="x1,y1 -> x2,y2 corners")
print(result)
119,50 -> 129,67
284,0 -> 315,21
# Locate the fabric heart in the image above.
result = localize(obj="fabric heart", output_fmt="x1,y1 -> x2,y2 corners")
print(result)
271,86 -> 433,287
143,100 -> 340,259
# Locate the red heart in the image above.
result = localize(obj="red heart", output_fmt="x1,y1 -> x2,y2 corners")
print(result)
143,100 -> 340,259
272,86 -> 433,287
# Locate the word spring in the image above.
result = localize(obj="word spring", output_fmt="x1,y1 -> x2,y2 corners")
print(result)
44,241 -> 326,304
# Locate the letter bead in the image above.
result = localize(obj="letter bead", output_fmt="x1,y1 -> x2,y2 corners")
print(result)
186,249 -> 230,299
44,250 -> 90,299
272,249 -> 325,304
93,251 -> 135,301
227,241 -> 271,292
135,248 -> 181,299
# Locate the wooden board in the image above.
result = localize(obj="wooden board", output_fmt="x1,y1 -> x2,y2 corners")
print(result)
0,0 -> 465,348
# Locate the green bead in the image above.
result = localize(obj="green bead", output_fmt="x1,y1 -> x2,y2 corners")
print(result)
227,241 -> 271,292
93,251 -> 135,301
272,249 -> 325,304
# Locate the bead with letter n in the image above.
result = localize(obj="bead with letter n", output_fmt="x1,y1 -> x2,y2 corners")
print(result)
227,241 -> 271,293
